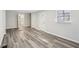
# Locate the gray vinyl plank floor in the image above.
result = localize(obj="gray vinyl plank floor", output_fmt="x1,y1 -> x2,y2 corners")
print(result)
1,27 -> 79,48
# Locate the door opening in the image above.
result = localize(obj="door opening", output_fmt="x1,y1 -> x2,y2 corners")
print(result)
17,14 -> 25,30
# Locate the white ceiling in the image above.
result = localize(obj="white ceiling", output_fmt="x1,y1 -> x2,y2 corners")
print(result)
14,10 -> 40,13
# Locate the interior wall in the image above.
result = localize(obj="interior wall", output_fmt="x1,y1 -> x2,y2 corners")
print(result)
24,13 -> 31,27
31,10 -> 79,43
6,10 -> 18,29
31,12 -> 39,29
0,10 -> 6,46
6,11 -> 31,29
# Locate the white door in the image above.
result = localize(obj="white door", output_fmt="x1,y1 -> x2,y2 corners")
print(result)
18,14 -> 25,29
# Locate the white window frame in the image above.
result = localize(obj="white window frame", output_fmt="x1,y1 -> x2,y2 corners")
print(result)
56,10 -> 71,24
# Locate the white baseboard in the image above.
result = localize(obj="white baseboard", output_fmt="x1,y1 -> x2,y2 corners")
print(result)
32,27 -> 79,44
51,33 -> 79,43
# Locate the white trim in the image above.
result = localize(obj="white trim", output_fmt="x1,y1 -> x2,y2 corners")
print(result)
33,27 -> 79,44
51,33 -> 79,43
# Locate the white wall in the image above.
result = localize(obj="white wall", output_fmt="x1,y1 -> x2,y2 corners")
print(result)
24,13 -> 31,27
6,10 -> 18,29
6,11 -> 31,29
31,12 -> 39,29
0,10 -> 6,46
31,10 -> 79,43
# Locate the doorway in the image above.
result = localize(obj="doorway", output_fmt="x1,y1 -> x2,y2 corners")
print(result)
17,14 -> 25,30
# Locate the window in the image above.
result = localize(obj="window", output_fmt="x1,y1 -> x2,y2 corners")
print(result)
57,10 -> 71,23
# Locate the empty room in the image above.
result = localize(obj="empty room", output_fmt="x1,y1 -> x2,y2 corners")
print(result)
0,10 -> 79,48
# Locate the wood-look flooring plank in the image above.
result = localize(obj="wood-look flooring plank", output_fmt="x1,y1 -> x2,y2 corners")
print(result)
1,27 -> 79,48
